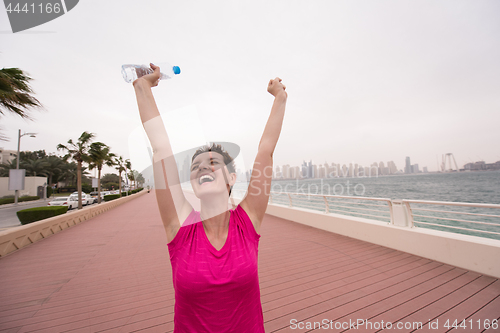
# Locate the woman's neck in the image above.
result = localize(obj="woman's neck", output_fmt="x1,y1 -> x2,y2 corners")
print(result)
200,195 -> 231,236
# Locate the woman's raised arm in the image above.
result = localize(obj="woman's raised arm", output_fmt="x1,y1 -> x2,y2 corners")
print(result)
240,77 -> 287,234
133,64 -> 192,242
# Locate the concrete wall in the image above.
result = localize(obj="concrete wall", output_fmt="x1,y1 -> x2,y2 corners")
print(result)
0,176 -> 47,198
0,190 -> 147,257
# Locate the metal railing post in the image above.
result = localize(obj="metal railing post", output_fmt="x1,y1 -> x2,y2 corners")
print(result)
403,201 -> 414,227
287,193 -> 293,207
323,196 -> 329,213
387,201 -> 394,225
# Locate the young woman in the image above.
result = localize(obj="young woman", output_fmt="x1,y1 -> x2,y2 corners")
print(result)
133,64 -> 287,332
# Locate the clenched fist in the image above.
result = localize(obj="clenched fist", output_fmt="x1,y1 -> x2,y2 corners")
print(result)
267,77 -> 287,98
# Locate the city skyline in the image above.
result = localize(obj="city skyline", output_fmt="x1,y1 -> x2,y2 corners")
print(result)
2,145 -> 499,182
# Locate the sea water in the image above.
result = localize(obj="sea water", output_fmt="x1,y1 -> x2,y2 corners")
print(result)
233,170 -> 500,239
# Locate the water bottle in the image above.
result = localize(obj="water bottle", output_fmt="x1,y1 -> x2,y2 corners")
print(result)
121,63 -> 181,83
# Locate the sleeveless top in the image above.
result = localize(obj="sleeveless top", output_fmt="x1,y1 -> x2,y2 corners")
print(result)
167,204 -> 265,333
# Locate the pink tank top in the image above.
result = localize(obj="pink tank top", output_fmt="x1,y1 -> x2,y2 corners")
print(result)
167,204 -> 265,333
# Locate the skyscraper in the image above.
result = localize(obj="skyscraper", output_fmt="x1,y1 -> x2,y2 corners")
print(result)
405,157 -> 411,174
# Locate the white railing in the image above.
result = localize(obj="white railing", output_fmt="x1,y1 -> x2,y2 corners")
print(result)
402,199 -> 500,237
231,190 -> 500,239
232,190 -> 393,223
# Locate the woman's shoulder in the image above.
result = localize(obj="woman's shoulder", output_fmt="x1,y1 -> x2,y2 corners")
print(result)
232,204 -> 260,241
167,209 -> 201,251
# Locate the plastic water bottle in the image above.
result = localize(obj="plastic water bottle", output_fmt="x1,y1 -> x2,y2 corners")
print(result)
121,63 -> 181,83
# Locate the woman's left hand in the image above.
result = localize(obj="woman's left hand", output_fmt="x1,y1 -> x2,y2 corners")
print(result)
267,77 -> 287,98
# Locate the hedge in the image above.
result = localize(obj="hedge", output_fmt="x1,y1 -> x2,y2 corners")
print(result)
103,194 -> 120,202
17,206 -> 68,225
121,192 -> 128,197
0,196 -> 40,206
130,188 -> 144,194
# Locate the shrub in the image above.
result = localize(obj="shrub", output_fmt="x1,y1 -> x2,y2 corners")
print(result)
0,195 -> 40,205
0,198 -> 14,205
103,194 -> 120,202
20,196 -> 40,202
17,206 -> 68,225
121,192 -> 128,197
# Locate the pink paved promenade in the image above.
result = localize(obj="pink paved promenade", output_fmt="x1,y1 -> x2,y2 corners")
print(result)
0,192 -> 499,332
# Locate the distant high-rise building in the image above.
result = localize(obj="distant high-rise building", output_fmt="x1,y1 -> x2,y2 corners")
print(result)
301,161 -> 308,178
412,164 -> 419,173
423,166 -> 428,173
318,165 -> 325,178
379,161 -> 387,175
308,160 -> 314,178
370,162 -> 379,176
181,154 -> 190,183
405,157 -> 411,174
282,164 -> 290,179
387,161 -> 398,174
348,163 -> 353,177
275,166 -> 281,179
340,164 -> 347,177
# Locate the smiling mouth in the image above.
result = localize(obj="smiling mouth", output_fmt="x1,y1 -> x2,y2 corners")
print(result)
199,174 -> 215,185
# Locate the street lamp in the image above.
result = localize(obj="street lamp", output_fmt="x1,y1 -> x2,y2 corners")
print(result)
14,129 -> 37,205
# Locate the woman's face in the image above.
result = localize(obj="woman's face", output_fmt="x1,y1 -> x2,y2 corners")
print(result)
190,151 -> 236,198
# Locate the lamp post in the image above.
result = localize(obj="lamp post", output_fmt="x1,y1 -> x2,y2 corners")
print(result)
14,129 -> 37,205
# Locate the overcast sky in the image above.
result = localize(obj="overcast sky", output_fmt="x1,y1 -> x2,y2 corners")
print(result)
1,0 -> 499,177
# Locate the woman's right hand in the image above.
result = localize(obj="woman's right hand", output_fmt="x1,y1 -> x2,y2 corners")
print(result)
133,63 -> 161,88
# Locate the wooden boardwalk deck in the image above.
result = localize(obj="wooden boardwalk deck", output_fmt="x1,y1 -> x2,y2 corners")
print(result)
0,192 -> 499,333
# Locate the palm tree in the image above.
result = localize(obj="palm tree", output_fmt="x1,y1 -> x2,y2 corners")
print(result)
128,170 -> 136,190
57,132 -> 95,209
0,159 -> 17,177
113,156 -> 127,196
125,160 -> 132,193
43,155 -> 64,186
59,162 -> 78,186
0,68 -> 42,118
23,159 -> 49,177
87,142 -> 115,203
0,68 -> 42,140
135,172 -> 145,188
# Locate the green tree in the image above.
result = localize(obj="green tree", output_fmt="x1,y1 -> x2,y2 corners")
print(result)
101,173 -> 120,191
128,170 -> 136,190
135,172 -> 145,188
59,162 -> 77,186
20,150 -> 46,161
22,159 -> 48,177
86,142 -> 115,204
0,159 -> 17,177
43,155 -> 65,186
57,132 -> 95,209
113,156 -> 128,196
125,159 -> 132,192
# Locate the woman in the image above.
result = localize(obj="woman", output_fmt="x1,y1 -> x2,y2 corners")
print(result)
133,64 -> 287,332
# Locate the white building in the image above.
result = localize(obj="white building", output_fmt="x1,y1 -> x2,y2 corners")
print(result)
0,148 -> 17,165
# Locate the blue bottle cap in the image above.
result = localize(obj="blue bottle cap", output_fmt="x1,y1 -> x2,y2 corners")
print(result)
173,66 -> 181,75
